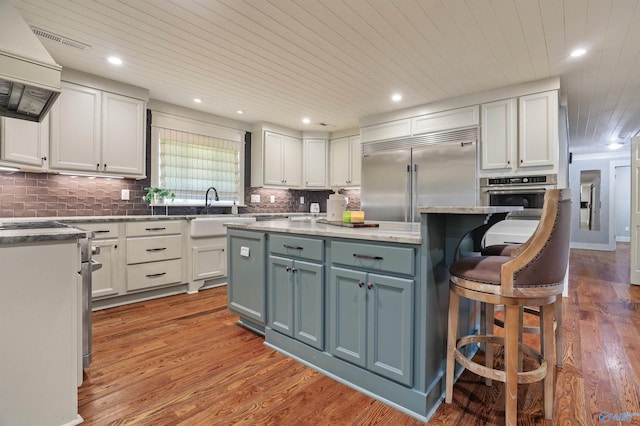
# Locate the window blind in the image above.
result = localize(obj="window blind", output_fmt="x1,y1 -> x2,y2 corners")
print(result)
156,127 -> 242,204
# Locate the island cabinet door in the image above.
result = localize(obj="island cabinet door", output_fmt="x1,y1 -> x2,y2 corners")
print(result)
328,266 -> 367,368
366,273 -> 414,387
293,260 -> 324,350
227,231 -> 266,324
268,255 -> 294,336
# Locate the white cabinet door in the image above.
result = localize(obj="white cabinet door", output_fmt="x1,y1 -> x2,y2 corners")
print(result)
330,136 -> 360,187
481,99 -> 516,170
330,137 -> 350,186
101,92 -> 145,175
0,115 -> 48,168
50,82 -> 101,172
282,135 -> 302,187
304,138 -> 328,188
91,238 -> 121,299
349,136 -> 362,186
263,132 -> 285,185
518,91 -> 558,168
360,119 -> 410,143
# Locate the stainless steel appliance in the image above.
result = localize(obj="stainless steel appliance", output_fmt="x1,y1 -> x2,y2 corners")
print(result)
480,174 -> 557,245
361,128 -> 478,222
79,233 -> 101,369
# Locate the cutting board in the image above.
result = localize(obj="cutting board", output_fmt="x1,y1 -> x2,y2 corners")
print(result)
318,219 -> 379,228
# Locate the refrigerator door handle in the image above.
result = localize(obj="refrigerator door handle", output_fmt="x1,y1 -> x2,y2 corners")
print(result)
405,164 -> 411,222
412,164 -> 418,222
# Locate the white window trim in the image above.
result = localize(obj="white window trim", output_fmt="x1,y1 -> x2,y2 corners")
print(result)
150,111 -> 245,207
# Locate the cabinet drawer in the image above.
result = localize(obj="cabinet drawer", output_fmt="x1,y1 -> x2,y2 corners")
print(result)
126,259 -> 183,291
77,222 -> 119,239
126,235 -> 182,264
331,241 -> 414,276
126,221 -> 182,237
270,234 -> 324,261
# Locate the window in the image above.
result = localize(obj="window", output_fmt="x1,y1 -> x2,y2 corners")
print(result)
151,111 -> 245,206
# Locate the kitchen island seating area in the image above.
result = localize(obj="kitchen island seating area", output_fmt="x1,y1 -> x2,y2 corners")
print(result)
445,188 -> 571,425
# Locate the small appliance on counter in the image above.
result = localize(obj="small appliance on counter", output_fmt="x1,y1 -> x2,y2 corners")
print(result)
327,189 -> 347,222
310,203 -> 320,214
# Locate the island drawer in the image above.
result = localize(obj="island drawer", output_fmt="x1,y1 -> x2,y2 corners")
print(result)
126,259 -> 183,291
331,241 -> 414,276
126,235 -> 183,264
126,221 -> 182,237
270,234 -> 324,262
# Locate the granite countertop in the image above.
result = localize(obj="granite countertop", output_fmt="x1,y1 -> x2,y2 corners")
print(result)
225,220 -> 422,244
0,221 -> 89,245
418,206 -> 524,214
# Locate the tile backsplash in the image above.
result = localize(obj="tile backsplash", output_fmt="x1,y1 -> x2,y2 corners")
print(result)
0,170 -> 361,218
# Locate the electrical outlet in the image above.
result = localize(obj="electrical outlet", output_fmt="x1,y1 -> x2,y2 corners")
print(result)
250,194 -> 260,203
121,189 -> 130,200
270,195 -> 275,203
344,197 -> 349,205
300,196 -> 305,204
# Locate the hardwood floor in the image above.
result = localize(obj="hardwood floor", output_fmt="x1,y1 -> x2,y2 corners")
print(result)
80,244 -> 639,425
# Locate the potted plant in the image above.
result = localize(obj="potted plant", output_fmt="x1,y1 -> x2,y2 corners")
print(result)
142,187 -> 175,215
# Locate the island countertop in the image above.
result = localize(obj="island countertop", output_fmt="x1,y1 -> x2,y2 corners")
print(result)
225,219 -> 422,244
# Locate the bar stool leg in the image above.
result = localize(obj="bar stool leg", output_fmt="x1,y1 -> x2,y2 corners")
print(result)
485,303 -> 494,386
555,295 -> 563,367
504,304 -> 519,426
542,303 -> 555,419
445,289 -> 460,404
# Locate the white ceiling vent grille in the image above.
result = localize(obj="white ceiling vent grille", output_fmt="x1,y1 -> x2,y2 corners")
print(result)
31,27 -> 91,51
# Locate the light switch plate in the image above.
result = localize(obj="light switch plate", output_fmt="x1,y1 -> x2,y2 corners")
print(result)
270,195 -> 275,203
300,196 -> 305,204
121,189 -> 130,200
250,194 -> 260,203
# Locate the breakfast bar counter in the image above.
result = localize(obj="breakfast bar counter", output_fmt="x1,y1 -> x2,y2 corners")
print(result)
225,206 -> 521,422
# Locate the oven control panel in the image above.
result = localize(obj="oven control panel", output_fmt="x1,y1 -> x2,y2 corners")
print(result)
487,175 -> 550,185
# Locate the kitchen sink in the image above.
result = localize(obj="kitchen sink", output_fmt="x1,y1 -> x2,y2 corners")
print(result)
190,216 -> 256,237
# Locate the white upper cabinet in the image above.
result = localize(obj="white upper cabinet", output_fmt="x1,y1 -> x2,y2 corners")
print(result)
518,91 -> 558,168
480,90 -> 558,176
263,131 -> 302,187
0,115 -> 49,169
360,119 -> 410,143
101,92 -> 145,176
330,135 -> 361,187
481,99 -> 516,170
50,81 -> 146,177
411,105 -> 479,136
303,138 -> 328,188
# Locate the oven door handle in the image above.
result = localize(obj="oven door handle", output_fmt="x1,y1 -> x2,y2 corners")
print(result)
482,188 -> 550,194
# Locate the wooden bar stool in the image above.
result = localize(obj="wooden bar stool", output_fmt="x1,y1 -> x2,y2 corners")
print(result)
481,239 -> 564,368
445,189 -> 571,425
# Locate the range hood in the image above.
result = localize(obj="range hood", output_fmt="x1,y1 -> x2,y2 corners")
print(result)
0,0 -> 61,122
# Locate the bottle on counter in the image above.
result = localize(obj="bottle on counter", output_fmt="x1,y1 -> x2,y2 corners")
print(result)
231,200 -> 238,215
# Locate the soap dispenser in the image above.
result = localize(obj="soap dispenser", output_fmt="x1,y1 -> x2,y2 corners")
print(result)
231,200 -> 238,215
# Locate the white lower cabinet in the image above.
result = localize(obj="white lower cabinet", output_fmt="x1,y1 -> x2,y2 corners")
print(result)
76,222 -> 123,299
125,221 -> 185,292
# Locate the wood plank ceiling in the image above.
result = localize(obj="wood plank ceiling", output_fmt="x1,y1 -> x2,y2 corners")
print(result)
12,0 -> 640,154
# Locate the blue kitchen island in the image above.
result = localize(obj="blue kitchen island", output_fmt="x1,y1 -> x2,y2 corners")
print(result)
225,206 -> 520,421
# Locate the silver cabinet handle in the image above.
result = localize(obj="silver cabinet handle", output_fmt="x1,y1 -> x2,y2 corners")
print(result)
145,227 -> 166,231
146,247 -> 167,252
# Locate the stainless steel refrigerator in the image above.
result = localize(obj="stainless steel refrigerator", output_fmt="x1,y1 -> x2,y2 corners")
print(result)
361,130 -> 478,222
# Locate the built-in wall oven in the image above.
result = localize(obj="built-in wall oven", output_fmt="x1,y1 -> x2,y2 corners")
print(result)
480,174 -> 557,245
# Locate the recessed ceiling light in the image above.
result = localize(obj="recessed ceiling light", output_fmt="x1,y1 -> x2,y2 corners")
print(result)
608,142 -> 623,150
236,110 -> 244,115
302,117 -> 311,124
193,98 -> 202,103
107,56 -> 122,65
570,48 -> 586,58
391,93 -> 402,102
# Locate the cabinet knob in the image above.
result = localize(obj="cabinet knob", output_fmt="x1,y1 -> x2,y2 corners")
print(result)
358,281 -> 364,288
104,163 -> 107,169
286,266 -> 291,272
507,160 -> 510,165
41,156 -> 47,161
520,159 -> 523,164
96,163 -> 100,169
367,283 -> 373,290
291,268 -> 298,273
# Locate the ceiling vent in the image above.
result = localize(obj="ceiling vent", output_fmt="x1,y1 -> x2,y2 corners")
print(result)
31,26 -> 91,51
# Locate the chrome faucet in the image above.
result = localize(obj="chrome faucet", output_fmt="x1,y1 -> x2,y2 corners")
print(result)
205,187 -> 219,213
